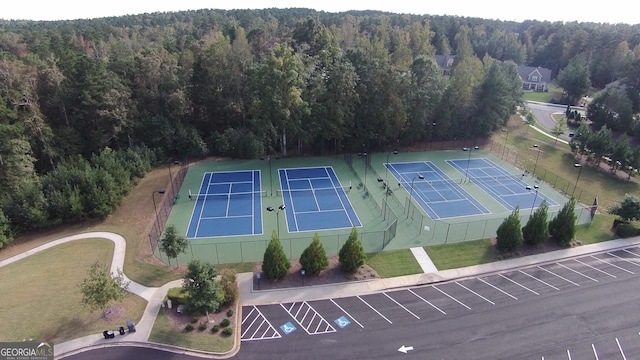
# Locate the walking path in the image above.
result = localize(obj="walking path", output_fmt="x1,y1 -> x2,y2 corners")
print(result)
2,232 -> 640,359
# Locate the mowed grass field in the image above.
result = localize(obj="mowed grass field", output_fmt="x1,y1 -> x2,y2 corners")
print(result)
0,239 -> 147,343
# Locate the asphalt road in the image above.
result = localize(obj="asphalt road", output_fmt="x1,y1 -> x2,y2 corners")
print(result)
65,248 -> 640,360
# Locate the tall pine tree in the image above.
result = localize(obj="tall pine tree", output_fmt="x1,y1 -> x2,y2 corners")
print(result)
262,230 -> 291,280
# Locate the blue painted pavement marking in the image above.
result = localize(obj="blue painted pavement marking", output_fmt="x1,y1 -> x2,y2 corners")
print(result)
280,322 -> 297,335
334,316 -> 351,328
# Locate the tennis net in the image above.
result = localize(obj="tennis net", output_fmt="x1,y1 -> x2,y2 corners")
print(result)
188,190 -> 267,200
469,174 -> 524,185
399,177 -> 463,189
277,185 -> 352,197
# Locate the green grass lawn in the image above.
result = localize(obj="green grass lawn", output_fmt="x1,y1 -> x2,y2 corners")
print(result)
0,239 -> 147,343
367,249 -> 422,277
425,239 -> 495,270
149,309 -> 234,353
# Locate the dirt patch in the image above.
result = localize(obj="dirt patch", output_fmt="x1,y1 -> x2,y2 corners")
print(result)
252,255 -> 379,290
102,305 -> 125,322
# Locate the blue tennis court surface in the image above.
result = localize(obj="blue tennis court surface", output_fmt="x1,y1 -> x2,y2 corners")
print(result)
385,161 -> 490,219
447,158 -> 558,210
186,170 -> 263,238
278,167 -> 361,233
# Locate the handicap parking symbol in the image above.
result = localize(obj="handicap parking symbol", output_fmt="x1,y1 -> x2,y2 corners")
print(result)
280,322 -> 297,335
334,316 -> 351,328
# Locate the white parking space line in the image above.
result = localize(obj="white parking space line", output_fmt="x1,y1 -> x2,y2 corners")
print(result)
623,248 -> 640,258
280,302 -> 336,335
330,299 -> 364,328
499,273 -> 540,295
556,262 -> 598,282
357,295 -> 393,324
567,349 -> 572,360
592,343 -> 600,360
408,288 -> 446,315
573,258 -> 616,278
607,251 -> 640,266
477,277 -> 518,300
616,338 -> 627,360
383,292 -> 420,319
455,281 -> 495,305
537,265 -> 580,287
590,255 -> 634,274
433,285 -> 471,310
241,306 -> 282,341
518,270 -> 560,290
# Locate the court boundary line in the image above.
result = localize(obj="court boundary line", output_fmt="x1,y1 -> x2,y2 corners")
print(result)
186,170 -> 263,239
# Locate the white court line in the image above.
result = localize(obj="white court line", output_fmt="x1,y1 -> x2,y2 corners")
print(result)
616,338 -> 627,360
567,349 -> 572,360
357,295 -> 393,324
607,251 -> 640,266
455,281 -> 495,305
590,255 -> 634,274
383,292 -> 420,319
556,262 -> 598,282
330,299 -> 364,328
499,273 -> 540,295
477,278 -> 518,300
573,259 -> 616,278
433,285 -> 471,310
592,343 -> 600,360
519,269 -> 560,291
408,289 -> 446,315
537,265 -> 580,287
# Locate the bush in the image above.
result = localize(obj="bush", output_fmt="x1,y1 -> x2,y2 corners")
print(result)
615,222 -> 639,238
190,316 -> 199,324
227,309 -> 234,317
198,323 -> 208,331
222,327 -> 233,336
166,287 -> 190,305
211,325 -> 220,333
220,318 -> 230,327
184,323 -> 194,332
220,269 -> 239,306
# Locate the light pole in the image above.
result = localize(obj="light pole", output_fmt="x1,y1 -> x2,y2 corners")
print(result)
382,148 -> 398,221
363,151 -> 368,187
407,174 -> 425,218
532,144 -> 541,178
168,160 -> 179,196
464,146 -> 479,183
268,157 -> 273,196
152,189 -> 166,236
526,184 -> 539,218
572,163 -> 583,197
501,128 -> 509,159
266,204 -> 286,238
430,122 -> 436,150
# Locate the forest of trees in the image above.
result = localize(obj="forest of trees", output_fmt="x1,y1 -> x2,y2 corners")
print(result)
1,8 -> 640,246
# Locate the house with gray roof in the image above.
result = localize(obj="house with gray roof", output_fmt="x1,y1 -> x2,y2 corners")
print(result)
517,65 -> 552,92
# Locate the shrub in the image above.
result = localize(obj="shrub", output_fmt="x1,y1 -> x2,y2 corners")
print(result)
222,327 -> 233,336
220,318 -> 230,327
190,317 -> 199,324
299,233 -> 329,275
227,309 -> 234,317
184,323 -> 194,332
166,287 -> 189,305
211,325 -> 220,333
220,268 -> 239,306
616,222 -> 639,238
198,323 -> 208,331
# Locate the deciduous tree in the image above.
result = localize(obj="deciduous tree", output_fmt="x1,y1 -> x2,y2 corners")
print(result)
183,259 -> 224,318
160,224 -> 188,266
79,262 -> 129,317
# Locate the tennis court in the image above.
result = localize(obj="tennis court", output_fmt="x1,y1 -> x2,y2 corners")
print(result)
447,158 -> 558,210
277,167 -> 361,233
385,161 -> 490,219
186,170 -> 264,238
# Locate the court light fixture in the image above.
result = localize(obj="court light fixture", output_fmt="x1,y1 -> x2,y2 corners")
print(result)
525,184 -> 539,219
266,205 -> 286,238
152,189 -> 166,236
407,174 -> 425,218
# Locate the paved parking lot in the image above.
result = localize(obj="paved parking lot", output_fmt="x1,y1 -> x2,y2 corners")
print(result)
242,246 -> 640,358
